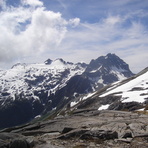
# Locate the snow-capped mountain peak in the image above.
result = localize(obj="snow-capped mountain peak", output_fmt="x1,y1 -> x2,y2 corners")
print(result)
84,53 -> 134,87
0,54 -> 135,128
51,58 -> 67,68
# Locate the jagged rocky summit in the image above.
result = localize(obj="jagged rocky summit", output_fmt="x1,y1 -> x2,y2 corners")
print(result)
0,53 -> 134,129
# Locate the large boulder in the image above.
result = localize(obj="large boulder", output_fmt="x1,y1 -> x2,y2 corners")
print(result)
9,139 -> 29,148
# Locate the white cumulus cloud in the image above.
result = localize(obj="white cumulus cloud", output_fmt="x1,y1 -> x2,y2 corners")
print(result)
69,18 -> 80,27
21,0 -> 43,7
0,0 -> 80,67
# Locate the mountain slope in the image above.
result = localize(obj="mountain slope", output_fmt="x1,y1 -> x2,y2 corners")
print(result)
100,67 -> 148,102
0,59 -> 86,128
0,53 -> 134,128
71,67 -> 148,112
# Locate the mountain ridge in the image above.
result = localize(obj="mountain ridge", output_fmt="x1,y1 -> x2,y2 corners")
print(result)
0,53 -> 134,128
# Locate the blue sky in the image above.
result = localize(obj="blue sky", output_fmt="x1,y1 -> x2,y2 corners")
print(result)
0,0 -> 148,73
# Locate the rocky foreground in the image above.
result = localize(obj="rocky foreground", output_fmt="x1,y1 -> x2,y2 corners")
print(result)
0,109 -> 148,148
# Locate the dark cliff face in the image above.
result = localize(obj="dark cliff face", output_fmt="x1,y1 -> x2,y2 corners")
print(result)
86,54 -> 130,72
84,53 -> 134,85
0,53 -> 134,129
44,59 -> 52,64
86,53 -> 133,74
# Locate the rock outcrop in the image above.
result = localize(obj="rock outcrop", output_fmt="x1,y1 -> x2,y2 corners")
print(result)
0,109 -> 148,148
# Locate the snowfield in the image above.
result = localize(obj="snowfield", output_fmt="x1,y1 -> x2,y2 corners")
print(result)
0,59 -> 85,102
100,70 -> 148,103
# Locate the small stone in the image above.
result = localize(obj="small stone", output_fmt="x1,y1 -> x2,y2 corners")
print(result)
61,127 -> 74,134
89,142 -> 96,147
80,140 -> 84,142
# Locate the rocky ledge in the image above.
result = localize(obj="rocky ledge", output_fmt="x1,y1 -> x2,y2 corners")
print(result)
0,109 -> 148,148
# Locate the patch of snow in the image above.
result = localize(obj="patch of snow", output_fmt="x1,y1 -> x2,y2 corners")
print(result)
52,107 -> 57,110
70,101 -> 78,107
105,56 -> 108,59
110,69 -> 126,81
121,90 -> 147,103
117,73 -> 126,81
35,115 -> 41,119
136,108 -> 145,111
73,92 -> 78,97
0,59 -> 86,105
98,77 -> 104,83
100,71 -> 148,97
82,92 -> 96,100
98,104 -> 110,110
136,108 -> 148,112
64,96 -> 69,100
89,66 -> 102,73
33,96 -> 40,101
100,71 -> 148,103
